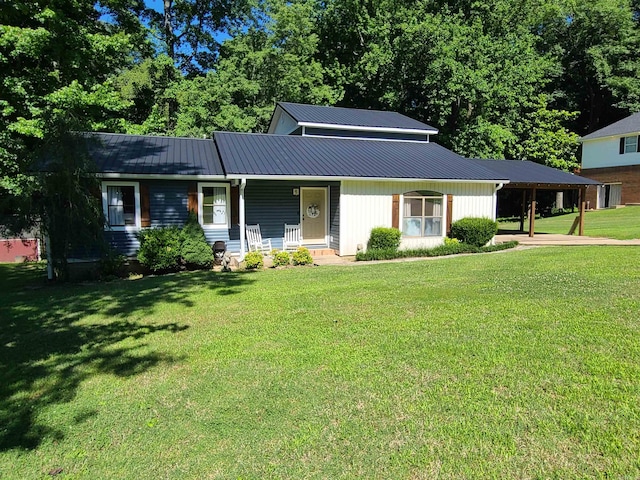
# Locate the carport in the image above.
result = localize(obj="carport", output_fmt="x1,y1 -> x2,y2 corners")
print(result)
469,159 -> 601,237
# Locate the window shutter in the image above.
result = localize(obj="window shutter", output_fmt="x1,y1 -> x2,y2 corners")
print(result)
391,194 -> 399,229
187,182 -> 198,213
231,185 -> 239,225
620,137 -> 625,154
446,195 -> 454,234
140,183 -> 151,227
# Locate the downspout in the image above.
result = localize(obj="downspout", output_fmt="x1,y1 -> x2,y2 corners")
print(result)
239,178 -> 247,261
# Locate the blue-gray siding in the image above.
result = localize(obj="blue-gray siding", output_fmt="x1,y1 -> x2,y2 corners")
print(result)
304,127 -> 428,142
105,179 -> 233,256
150,181 -> 189,226
244,180 -> 340,251
105,179 -> 340,257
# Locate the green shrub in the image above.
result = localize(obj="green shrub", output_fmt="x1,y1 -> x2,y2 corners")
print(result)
355,240 -> 518,261
444,237 -> 460,246
355,247 -> 400,261
180,212 -> 214,269
244,251 -> 264,270
450,217 -> 498,247
273,251 -> 290,267
292,247 -> 313,265
367,227 -> 401,250
137,226 -> 182,272
98,247 -> 126,279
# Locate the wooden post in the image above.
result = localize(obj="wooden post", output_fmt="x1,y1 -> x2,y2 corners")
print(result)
529,187 -> 537,237
519,190 -> 527,232
578,186 -> 586,236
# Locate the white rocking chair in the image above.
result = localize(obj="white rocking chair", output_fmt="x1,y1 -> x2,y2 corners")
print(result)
283,223 -> 302,251
246,224 -> 272,254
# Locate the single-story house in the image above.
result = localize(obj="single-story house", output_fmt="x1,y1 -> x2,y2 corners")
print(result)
88,102 -> 599,258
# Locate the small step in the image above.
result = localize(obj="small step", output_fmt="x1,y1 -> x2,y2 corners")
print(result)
308,248 -> 336,257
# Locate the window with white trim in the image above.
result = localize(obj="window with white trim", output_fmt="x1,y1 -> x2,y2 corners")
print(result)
198,183 -> 230,228
402,191 -> 443,237
624,136 -> 638,154
102,181 -> 140,230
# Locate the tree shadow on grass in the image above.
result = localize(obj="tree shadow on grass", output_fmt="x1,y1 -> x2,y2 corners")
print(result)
0,264 -> 255,451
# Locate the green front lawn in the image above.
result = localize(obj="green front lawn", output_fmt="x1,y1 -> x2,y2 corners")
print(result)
499,206 -> 640,239
1,249 -> 639,478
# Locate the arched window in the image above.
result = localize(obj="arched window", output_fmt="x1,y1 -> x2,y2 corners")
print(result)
402,191 -> 443,237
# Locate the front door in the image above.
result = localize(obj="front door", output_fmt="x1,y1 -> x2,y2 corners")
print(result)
301,187 -> 327,244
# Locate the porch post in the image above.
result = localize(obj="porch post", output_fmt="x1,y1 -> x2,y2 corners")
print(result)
519,190 -> 527,232
529,187 -> 537,237
239,178 -> 247,261
578,186 -> 586,236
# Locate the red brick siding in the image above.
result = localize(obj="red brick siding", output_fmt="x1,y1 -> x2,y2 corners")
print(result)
579,165 -> 640,207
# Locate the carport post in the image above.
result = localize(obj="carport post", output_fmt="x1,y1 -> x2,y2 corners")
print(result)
578,186 -> 586,236
519,190 -> 527,232
528,187 -> 537,237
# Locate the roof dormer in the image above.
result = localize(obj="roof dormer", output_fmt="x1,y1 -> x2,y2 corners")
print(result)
267,102 -> 438,142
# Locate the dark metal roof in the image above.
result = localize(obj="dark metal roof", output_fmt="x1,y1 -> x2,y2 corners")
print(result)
277,102 -> 438,133
84,133 -> 225,176
581,112 -> 640,141
468,159 -> 600,186
214,132 -> 505,181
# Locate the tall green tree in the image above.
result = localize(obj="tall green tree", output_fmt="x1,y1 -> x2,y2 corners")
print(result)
541,0 -> 640,134
315,0 -> 578,166
145,0 -> 251,74
0,0 -> 148,278
132,0 -> 342,137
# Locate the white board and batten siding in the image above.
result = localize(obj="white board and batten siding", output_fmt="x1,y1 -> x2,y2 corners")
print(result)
339,180 -> 497,256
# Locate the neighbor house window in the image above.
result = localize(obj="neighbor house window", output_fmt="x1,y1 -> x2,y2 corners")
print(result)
624,136 -> 638,154
198,183 -> 230,228
102,182 -> 140,230
402,191 -> 443,237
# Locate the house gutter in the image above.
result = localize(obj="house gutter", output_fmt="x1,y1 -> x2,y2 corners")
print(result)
239,178 -> 247,261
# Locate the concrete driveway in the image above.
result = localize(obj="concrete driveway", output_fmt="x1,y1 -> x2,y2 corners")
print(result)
496,233 -> 640,246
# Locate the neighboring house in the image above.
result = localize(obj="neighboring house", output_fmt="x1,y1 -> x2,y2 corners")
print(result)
88,102 -> 596,258
0,226 -> 40,263
580,112 -> 640,208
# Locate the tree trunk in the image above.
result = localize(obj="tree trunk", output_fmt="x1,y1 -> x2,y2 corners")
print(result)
164,0 -> 175,61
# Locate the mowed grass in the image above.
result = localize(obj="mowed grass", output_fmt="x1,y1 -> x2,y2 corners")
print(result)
499,206 -> 640,239
1,247 -> 639,479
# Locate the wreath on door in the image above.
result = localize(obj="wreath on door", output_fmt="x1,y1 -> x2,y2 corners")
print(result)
306,203 -> 320,218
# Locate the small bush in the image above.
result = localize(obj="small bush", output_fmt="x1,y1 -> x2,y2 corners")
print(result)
367,227 -> 401,251
355,240 -> 518,261
180,212 -> 213,269
444,237 -> 460,246
355,247 -> 400,261
292,247 -> 313,265
98,247 -> 126,279
181,236 -> 214,269
450,217 -> 498,247
273,251 -> 290,267
137,226 -> 182,272
244,251 -> 264,270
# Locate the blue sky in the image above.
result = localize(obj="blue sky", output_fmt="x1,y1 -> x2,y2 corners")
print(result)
144,0 -> 162,13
